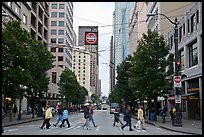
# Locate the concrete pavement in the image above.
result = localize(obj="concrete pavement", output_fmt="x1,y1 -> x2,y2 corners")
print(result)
2,113 -> 202,135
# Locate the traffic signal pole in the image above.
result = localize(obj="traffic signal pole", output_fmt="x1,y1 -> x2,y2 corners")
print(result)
173,18 -> 182,127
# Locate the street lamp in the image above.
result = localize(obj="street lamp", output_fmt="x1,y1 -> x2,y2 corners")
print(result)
147,13 -> 182,127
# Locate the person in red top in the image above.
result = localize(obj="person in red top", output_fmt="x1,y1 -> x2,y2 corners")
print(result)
89,103 -> 97,127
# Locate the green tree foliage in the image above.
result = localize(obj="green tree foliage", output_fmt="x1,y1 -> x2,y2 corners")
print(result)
128,30 -> 174,119
58,69 -> 86,107
2,21 -> 33,98
2,20 -> 53,111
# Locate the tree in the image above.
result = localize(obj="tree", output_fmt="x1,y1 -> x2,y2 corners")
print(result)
128,29 -> 174,120
2,20 -> 33,99
58,69 -> 82,108
2,20 -> 53,118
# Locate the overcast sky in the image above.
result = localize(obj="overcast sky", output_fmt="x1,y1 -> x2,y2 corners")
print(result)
73,2 -> 115,97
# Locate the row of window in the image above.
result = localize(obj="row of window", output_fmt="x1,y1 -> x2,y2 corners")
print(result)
51,12 -> 65,18
51,29 -> 64,35
178,38 -> 198,71
51,3 -> 65,9
50,38 -> 64,44
51,21 -> 64,26
51,47 -> 63,52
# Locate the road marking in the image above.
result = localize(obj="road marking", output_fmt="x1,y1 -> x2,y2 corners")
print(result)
7,129 -> 18,132
157,127 -> 162,130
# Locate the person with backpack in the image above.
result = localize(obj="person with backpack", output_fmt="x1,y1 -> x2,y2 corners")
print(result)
81,102 -> 91,130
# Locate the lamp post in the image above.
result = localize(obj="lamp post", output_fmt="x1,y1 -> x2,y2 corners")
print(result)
147,13 -> 182,126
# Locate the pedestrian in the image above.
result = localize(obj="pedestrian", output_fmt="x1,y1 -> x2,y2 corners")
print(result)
53,105 -> 64,127
135,106 -> 145,130
81,102 -> 91,130
59,108 -> 71,128
113,107 -> 123,126
40,106 -> 53,129
121,105 -> 134,131
13,104 -> 18,117
89,103 -> 97,127
169,107 -> 176,125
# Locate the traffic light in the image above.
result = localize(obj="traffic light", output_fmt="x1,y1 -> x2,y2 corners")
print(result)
176,61 -> 181,71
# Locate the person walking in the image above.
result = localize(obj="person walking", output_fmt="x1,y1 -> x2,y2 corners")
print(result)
89,103 -> 97,127
81,102 -> 91,130
169,107 -> 176,125
59,108 -> 71,128
135,106 -> 145,130
13,104 -> 18,117
53,105 -> 64,127
113,107 -> 123,126
121,105 -> 134,131
40,106 -> 53,129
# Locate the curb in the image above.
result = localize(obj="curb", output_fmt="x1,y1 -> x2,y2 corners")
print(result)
3,118 -> 43,127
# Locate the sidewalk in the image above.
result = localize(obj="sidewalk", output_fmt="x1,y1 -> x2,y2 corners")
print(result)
2,113 -> 202,135
132,115 -> 202,135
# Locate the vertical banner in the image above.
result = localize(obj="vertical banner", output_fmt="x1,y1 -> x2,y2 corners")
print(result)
85,32 -> 98,45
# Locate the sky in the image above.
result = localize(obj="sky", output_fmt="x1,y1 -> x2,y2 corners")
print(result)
73,2 -> 115,97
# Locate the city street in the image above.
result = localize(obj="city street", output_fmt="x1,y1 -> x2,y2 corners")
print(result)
3,109 -> 188,135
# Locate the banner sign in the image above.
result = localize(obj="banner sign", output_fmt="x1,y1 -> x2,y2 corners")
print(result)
85,32 -> 98,45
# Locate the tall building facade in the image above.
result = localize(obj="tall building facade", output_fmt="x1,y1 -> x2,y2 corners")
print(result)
165,2 -> 202,120
146,2 -> 202,120
47,2 -> 74,106
112,2 -> 135,86
128,2 -> 147,54
78,26 -> 99,97
72,46 -> 91,96
146,2 -> 194,36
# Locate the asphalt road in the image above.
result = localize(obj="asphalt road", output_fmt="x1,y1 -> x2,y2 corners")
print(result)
2,109 -> 188,135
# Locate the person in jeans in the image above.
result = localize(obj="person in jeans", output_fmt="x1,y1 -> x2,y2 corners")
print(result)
121,105 -> 134,131
59,108 -> 71,128
53,105 -> 64,127
89,103 -> 97,127
82,103 -> 91,130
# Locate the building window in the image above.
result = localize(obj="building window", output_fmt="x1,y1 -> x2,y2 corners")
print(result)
59,4 -> 65,9
59,21 -> 64,26
52,72 -> 57,84
51,21 -> 57,26
51,30 -> 57,35
51,38 -> 57,43
58,65 -> 63,68
183,23 -> 185,35
179,26 -> 182,42
190,14 -> 195,33
59,12 -> 64,18
7,2 -> 11,7
58,38 -> 64,44
15,6 -> 20,15
22,14 -> 27,25
51,3 -> 57,9
58,48 -> 63,52
196,10 -> 199,23
51,47 -> 56,52
58,56 -> 63,61
51,12 -> 57,17
187,19 -> 190,33
58,30 -> 64,35
178,49 -> 184,71
188,39 -> 198,67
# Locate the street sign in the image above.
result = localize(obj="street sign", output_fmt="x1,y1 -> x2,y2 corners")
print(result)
174,76 -> 182,87
175,95 -> 181,103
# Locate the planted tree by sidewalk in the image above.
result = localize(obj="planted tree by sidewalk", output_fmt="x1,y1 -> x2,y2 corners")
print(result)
2,20 -> 53,118
58,69 -> 84,109
128,29 -> 174,121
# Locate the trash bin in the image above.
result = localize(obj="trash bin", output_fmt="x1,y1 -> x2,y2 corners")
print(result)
150,112 -> 155,121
